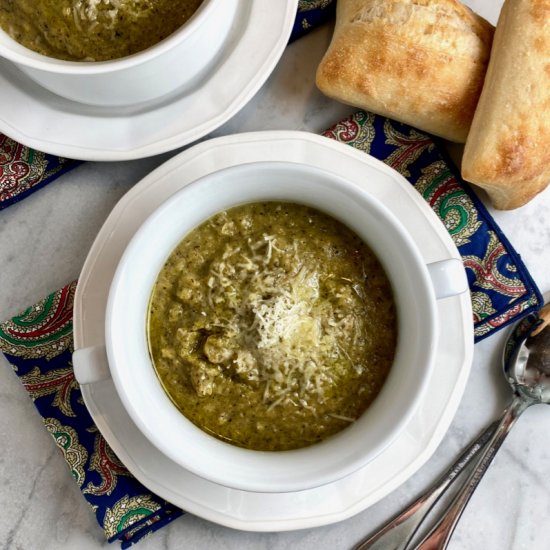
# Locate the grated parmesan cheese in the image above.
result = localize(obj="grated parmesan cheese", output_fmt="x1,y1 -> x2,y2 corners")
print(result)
72,0 -> 152,31
205,233 -> 366,411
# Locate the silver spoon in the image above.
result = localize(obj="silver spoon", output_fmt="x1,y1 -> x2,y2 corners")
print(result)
354,304 -> 550,550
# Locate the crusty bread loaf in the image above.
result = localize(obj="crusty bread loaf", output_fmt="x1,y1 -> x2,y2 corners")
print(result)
461,0 -> 550,210
315,0 -> 494,143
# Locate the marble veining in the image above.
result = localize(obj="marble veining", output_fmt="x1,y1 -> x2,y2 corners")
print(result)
1,2 -> 550,549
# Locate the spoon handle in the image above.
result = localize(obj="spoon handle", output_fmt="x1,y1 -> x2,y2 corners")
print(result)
352,420 -> 499,550
411,396 -> 529,550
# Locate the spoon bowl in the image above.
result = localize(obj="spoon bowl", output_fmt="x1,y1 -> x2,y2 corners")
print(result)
506,314 -> 550,403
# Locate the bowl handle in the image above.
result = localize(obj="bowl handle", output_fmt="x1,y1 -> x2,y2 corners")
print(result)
427,259 -> 468,300
73,345 -> 111,385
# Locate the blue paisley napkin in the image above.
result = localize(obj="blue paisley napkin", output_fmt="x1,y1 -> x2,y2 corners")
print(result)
290,0 -> 336,42
0,283 -> 182,548
0,1 -> 543,547
0,138 -> 81,209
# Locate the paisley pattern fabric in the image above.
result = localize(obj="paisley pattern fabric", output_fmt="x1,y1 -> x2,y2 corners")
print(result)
0,134 -> 81,210
0,281 -> 183,548
322,111 -> 542,340
21,366 -> 79,417
290,0 -> 336,42
0,284 -> 75,359
84,435 -> 134,497
103,495 -> 165,541
44,417 -> 88,485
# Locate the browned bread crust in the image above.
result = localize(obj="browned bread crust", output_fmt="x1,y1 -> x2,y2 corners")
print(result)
315,0 -> 494,142
461,0 -> 550,210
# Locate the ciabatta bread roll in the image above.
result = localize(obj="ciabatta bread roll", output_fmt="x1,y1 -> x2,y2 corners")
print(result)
315,0 -> 494,143
461,0 -> 550,210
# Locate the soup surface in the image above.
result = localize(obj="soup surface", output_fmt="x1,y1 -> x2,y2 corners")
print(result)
148,202 -> 397,451
0,0 -> 203,61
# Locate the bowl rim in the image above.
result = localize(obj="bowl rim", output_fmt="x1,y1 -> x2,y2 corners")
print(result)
0,0 -> 216,73
105,160 -> 439,493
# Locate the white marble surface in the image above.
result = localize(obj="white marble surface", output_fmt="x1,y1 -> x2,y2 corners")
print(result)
2,3 -> 550,550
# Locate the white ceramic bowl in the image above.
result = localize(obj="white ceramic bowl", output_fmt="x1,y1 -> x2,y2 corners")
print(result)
0,0 -> 238,106
101,161 -> 467,493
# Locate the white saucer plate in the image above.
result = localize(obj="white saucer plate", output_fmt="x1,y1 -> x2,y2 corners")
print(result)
0,0 -> 297,161
73,131 -> 473,531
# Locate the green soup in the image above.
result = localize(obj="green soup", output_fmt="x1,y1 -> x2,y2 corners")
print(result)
0,0 -> 203,61
148,202 -> 397,451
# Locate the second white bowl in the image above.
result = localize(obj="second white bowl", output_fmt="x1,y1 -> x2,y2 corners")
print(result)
0,0 -> 238,106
